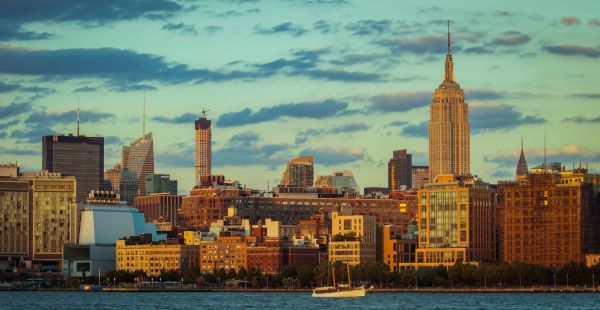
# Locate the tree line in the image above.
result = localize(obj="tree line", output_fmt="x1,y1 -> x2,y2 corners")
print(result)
88,260 -> 600,288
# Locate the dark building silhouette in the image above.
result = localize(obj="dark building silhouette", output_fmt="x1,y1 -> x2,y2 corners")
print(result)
42,135 -> 104,202
388,149 -> 412,190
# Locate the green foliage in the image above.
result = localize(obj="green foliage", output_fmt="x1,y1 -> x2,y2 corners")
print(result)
331,232 -> 358,242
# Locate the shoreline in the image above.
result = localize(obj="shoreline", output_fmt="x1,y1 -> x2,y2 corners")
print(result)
2,287 -> 599,293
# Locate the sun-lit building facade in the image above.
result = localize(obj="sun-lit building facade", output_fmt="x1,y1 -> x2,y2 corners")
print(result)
195,114 -> 212,186
122,133 -> 154,196
428,24 -> 470,182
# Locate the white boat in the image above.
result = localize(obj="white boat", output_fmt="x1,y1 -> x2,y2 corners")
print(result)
312,261 -> 366,298
312,286 -> 366,298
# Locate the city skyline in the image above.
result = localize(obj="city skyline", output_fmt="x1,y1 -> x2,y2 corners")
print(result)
1,1 -> 599,193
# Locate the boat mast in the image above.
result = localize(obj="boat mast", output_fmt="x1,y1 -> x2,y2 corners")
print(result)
332,265 -> 336,288
346,260 -> 351,290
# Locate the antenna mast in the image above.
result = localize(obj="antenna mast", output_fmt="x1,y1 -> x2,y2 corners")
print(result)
143,91 -> 146,136
544,131 -> 547,171
77,97 -> 80,136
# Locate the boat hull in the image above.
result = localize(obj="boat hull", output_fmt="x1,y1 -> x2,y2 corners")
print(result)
312,287 -> 366,298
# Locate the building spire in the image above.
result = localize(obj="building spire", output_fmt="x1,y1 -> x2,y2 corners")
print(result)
444,19 -> 455,82
77,97 -> 80,136
516,136 -> 528,177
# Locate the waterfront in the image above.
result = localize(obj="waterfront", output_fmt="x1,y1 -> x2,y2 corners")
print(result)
1,291 -> 600,309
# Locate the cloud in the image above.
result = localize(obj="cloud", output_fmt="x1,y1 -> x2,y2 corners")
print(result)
10,123 -> 55,143
345,19 -> 392,36
0,21 -> 53,41
300,147 -> 366,166
387,120 -> 409,127
203,25 -> 223,34
491,170 -> 512,178
25,109 -> 115,125
73,86 -> 98,93
463,46 -> 494,54
491,31 -> 531,46
0,82 -> 54,94
570,93 -> 600,99
302,69 -> 383,82
153,112 -> 198,124
562,115 -> 600,123
467,89 -> 506,101
0,119 -> 20,130
212,131 -> 290,168
254,22 -> 308,37
329,53 -> 389,66
0,0 -> 183,26
294,123 -> 370,144
544,45 -> 600,58
0,46 -> 260,85
0,147 -> 38,156
113,83 -> 157,92
161,22 -> 198,36
485,144 -> 600,168
470,104 -> 546,133
560,16 -> 581,25
104,136 -> 126,145
214,9 -> 259,18
0,101 -> 32,121
401,121 -> 428,137
216,99 -> 348,127
376,35 -> 449,54
370,92 -> 431,112
313,20 -> 339,34
589,19 -> 600,26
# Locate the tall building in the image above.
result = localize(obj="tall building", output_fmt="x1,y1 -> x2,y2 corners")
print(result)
416,175 -> 495,267
411,165 -> 429,189
328,209 -> 376,266
515,139 -> 529,177
315,169 -> 359,194
145,173 -> 178,195
122,133 -> 154,196
428,22 -> 470,181
497,166 -> 600,267
195,110 -> 212,186
0,170 -> 77,269
279,156 -> 314,188
388,149 -> 412,190
42,135 -> 104,202
134,193 -> 182,228
119,169 -> 138,205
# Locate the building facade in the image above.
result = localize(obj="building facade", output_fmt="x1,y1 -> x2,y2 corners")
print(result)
279,156 -> 314,188
497,168 -> 600,267
416,175 -> 495,267
195,114 -> 212,186
388,149 -> 412,191
411,166 -> 430,190
42,134 -> 104,202
428,24 -> 470,181
145,173 -> 177,195
116,235 -> 198,277
328,211 -> 376,265
380,224 -> 417,271
134,194 -> 182,229
122,133 -> 154,196
198,236 -> 253,273
0,171 -> 77,270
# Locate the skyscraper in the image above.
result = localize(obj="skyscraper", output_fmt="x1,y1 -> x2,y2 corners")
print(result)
515,138 -> 528,178
122,133 -> 154,196
42,135 -> 104,202
195,109 -> 212,186
122,97 -> 154,195
279,156 -> 314,188
428,21 -> 470,181
388,149 -> 412,191
145,173 -> 178,195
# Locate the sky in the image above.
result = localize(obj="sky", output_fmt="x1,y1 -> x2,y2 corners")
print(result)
1,0 -> 599,193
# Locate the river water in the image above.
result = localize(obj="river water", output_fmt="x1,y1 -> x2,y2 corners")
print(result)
1,291 -> 599,309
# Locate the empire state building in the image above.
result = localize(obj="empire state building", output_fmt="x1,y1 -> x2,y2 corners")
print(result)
428,22 -> 470,181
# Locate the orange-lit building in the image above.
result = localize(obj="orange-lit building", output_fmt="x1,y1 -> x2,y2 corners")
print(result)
134,193 -> 182,229
497,167 -> 600,267
198,235 -> 254,273
116,235 -> 199,277
416,175 -> 495,267
195,113 -> 211,186
380,224 -> 417,272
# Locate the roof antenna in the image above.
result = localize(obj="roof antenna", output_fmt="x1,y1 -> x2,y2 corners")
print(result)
544,131 -> 547,172
77,97 -> 80,136
202,108 -> 210,118
143,91 -> 146,136
447,19 -> 451,55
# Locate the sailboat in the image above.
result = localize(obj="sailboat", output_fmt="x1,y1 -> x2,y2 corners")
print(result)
312,262 -> 366,298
